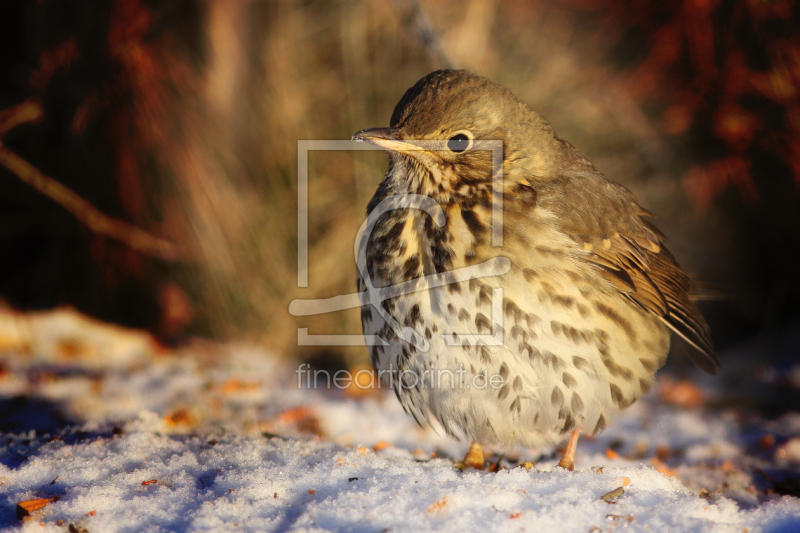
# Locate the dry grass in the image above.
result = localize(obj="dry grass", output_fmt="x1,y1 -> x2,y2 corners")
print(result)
196,1 -> 695,365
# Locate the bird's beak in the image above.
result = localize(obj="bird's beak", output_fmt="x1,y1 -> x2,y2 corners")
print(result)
352,127 -> 427,155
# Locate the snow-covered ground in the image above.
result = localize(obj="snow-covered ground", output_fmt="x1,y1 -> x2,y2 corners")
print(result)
1,308 -> 799,532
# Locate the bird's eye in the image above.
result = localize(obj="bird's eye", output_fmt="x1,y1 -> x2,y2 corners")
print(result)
447,133 -> 470,153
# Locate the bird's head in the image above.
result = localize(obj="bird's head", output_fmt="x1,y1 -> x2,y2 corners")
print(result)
352,69 -> 570,201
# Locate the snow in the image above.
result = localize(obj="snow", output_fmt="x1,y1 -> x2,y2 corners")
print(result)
1,308 -> 800,532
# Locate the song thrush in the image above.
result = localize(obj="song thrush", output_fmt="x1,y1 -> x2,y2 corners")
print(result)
353,70 -> 718,470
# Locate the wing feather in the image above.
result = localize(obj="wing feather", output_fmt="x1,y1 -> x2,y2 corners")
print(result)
538,171 -> 720,375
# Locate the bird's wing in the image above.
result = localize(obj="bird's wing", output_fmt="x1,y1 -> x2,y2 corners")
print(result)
539,172 -> 720,375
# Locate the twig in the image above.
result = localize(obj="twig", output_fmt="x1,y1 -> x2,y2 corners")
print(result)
0,99 -> 179,261
0,99 -> 44,136
0,144 -> 179,261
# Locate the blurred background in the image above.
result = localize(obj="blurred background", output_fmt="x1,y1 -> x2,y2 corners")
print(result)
0,0 -> 798,402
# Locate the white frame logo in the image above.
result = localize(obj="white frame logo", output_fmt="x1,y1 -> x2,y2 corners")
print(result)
288,139 -> 507,351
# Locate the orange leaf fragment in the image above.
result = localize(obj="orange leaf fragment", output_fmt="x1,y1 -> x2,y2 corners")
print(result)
164,409 -> 194,427
427,496 -> 449,514
219,379 -> 259,394
651,458 -> 678,478
656,444 -> 670,461
658,377 -> 704,408
373,441 -> 392,451
16,497 -> 58,520
605,449 -> 620,459
462,442 -> 485,470
275,406 -> 314,424
264,405 -> 325,437
412,449 -> 428,460
142,480 -> 157,486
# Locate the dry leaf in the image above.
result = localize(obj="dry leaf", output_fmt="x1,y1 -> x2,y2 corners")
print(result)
658,377 -> 704,408
651,458 -> 678,478
164,409 -> 194,427
219,379 -> 260,394
16,497 -> 58,520
601,487 -> 624,503
427,496 -> 449,513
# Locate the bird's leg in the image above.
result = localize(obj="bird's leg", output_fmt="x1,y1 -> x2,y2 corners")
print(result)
557,429 -> 580,471
455,442 -> 485,470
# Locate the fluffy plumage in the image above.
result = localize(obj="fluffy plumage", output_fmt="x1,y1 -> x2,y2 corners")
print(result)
353,69 -> 718,454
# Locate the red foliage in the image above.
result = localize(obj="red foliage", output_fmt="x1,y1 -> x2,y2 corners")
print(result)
564,0 -> 800,209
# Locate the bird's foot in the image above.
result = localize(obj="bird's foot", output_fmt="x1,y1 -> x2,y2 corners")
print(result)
455,442 -> 485,471
557,429 -> 581,472
556,455 -> 574,471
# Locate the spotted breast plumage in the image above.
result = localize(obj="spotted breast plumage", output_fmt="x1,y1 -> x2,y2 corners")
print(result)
353,69 -> 718,469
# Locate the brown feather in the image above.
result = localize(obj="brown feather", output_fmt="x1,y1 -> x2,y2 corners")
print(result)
537,170 -> 720,375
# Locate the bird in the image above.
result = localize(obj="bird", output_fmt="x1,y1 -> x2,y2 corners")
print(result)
352,69 -> 719,471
